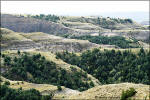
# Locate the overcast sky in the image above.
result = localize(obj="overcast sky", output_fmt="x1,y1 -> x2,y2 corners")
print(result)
1,1 -> 149,15
1,1 -> 149,22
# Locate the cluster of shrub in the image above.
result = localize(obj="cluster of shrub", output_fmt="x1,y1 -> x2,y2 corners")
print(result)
71,35 -> 139,48
1,51 -> 94,91
56,48 -> 150,85
96,17 -> 133,29
30,14 -> 60,22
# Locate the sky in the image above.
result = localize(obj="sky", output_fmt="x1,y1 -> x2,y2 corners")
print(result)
1,1 -> 149,22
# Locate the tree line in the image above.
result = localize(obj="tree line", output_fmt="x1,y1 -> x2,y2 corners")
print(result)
56,48 -> 150,85
71,35 -> 139,48
30,14 -> 60,22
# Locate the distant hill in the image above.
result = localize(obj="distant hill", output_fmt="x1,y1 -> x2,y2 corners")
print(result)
1,14 -> 142,37
1,14 -> 76,35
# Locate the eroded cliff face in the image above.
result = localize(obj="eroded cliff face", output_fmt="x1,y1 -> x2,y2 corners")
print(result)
1,14 -> 77,35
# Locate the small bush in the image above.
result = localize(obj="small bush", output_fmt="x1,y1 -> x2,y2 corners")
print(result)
90,81 -> 94,87
121,88 -> 137,100
17,82 -> 19,85
57,85 -> 62,91
4,81 -> 10,85
2,54 -> 5,58
17,50 -> 20,55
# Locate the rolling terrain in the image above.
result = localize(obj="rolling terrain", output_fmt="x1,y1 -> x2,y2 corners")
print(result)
1,14 -> 149,46
1,14 -> 150,100
1,28 -> 100,52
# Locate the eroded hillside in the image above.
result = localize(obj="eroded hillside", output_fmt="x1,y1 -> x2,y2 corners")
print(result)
1,28 -> 101,52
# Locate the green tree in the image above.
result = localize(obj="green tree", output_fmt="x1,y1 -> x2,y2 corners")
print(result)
17,50 -> 20,55
57,85 -> 62,91
120,88 -> 137,100
4,81 -> 10,85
